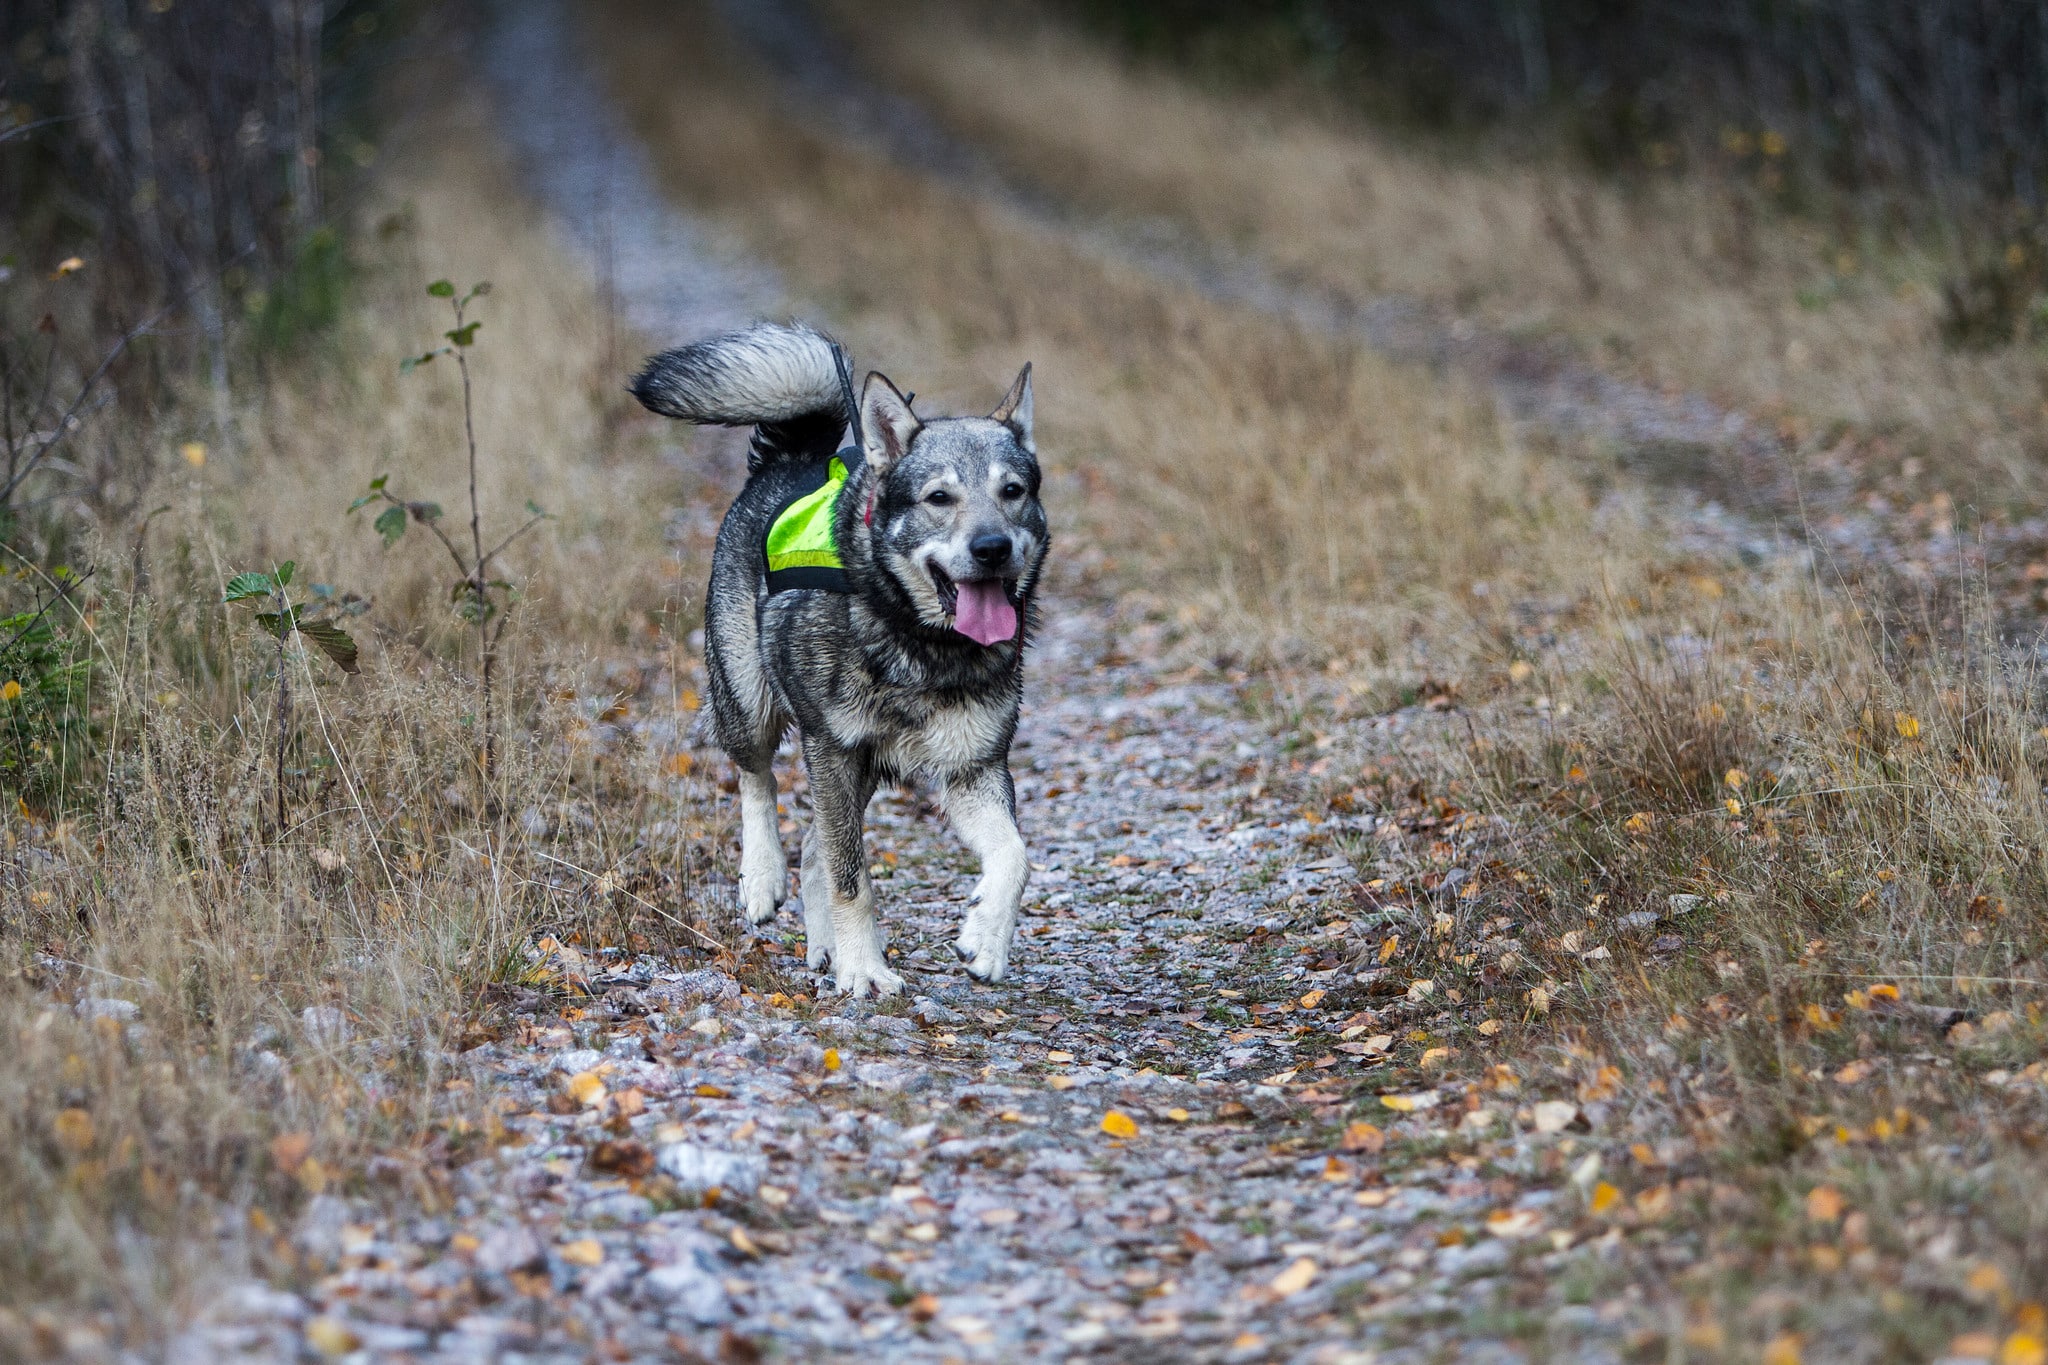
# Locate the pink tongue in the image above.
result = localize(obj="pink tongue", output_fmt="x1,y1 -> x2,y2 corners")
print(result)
953,580 -> 1018,646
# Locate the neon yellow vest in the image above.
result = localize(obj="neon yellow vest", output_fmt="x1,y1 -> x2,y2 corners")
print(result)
763,453 -> 854,592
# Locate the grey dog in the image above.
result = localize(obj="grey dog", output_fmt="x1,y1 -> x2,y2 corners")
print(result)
632,323 -> 1047,997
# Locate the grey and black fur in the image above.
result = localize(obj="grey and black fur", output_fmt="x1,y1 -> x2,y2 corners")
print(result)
632,323 -> 1047,997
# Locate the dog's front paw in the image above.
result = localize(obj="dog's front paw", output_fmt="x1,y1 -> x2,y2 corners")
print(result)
739,862 -> 785,926
963,939 -> 1011,984
832,961 -> 905,999
953,900 -> 1015,983
800,901 -> 834,970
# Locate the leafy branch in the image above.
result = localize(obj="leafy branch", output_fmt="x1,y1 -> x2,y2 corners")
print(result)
357,279 -> 550,788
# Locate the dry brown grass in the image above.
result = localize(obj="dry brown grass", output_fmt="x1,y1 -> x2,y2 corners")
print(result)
841,0 -> 2048,505
0,74 -> 749,1344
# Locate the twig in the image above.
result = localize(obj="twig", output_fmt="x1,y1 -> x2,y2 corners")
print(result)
0,567 -> 95,658
529,851 -> 726,952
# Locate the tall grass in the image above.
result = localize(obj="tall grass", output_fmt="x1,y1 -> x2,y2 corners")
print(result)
0,101 -> 737,1336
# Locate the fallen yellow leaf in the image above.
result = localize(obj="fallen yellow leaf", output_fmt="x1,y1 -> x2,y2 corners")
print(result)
1805,1185 -> 1845,1221
669,752 -> 694,776
1046,1050 -> 1075,1063
1100,1110 -> 1139,1139
559,1238 -> 604,1266
694,1083 -> 728,1098
1476,1018 -> 1502,1036
565,1070 -> 607,1108
2002,1332 -> 2048,1365
1047,1075 -> 1077,1091
1724,768 -> 1748,788
1378,935 -> 1399,963
1894,712 -> 1921,739
678,688 -> 701,711
297,1157 -> 329,1195
51,1108 -> 95,1154
1268,1257 -> 1318,1297
51,256 -> 85,278
1341,1121 -> 1385,1154
305,1317 -> 359,1357
180,441 -> 206,468
1297,989 -> 1326,1009
0,681 -> 21,703
1763,1332 -> 1802,1365
1948,1333 -> 1999,1361
1834,1059 -> 1873,1085
823,1047 -> 841,1072
1623,812 -> 1653,834
1965,1264 -> 2009,1307
1165,1108 -> 1190,1122
1589,1181 -> 1622,1215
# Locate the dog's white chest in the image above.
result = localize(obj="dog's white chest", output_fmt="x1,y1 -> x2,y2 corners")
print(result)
839,695 -> 1008,776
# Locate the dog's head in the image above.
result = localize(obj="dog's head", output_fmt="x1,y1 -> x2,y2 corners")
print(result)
855,365 -> 1046,646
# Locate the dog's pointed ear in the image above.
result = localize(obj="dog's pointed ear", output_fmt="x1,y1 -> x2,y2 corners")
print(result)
860,371 -> 921,475
989,362 -> 1034,454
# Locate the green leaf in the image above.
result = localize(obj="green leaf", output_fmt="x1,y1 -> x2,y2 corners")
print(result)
374,505 -> 408,547
408,501 -> 443,524
525,500 -> 548,517
467,281 -> 492,299
426,280 -> 455,298
444,321 -> 481,347
223,572 -> 274,603
369,474 -> 387,491
296,619 -> 360,674
399,351 -> 435,373
252,609 -> 299,640
274,560 -> 295,587
347,492 -> 382,514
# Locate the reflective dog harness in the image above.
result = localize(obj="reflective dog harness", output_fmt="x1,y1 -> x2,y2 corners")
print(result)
763,446 -> 863,594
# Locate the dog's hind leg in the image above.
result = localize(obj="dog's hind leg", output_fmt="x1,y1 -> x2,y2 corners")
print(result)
802,739 -> 899,998
798,824 -> 834,970
944,763 -> 1029,984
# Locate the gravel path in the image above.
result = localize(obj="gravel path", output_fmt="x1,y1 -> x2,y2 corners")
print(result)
173,579 -> 1605,1365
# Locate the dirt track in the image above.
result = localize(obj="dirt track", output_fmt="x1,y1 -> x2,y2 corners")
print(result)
157,2 -> 2040,1361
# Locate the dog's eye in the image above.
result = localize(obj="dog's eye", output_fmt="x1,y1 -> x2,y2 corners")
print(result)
1001,483 -> 1025,499
924,489 -> 953,506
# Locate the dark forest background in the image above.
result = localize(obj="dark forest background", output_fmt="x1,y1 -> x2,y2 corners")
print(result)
1071,0 -> 2048,211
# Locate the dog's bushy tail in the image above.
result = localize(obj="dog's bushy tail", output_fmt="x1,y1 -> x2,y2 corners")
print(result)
631,322 -> 851,473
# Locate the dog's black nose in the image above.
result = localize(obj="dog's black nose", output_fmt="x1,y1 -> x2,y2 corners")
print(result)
969,533 -> 1013,568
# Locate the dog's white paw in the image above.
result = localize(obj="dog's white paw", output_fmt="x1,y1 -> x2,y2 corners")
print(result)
964,937 -> 1011,983
738,854 -> 785,926
798,895 -> 835,970
953,897 -> 1015,983
832,960 -> 905,998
